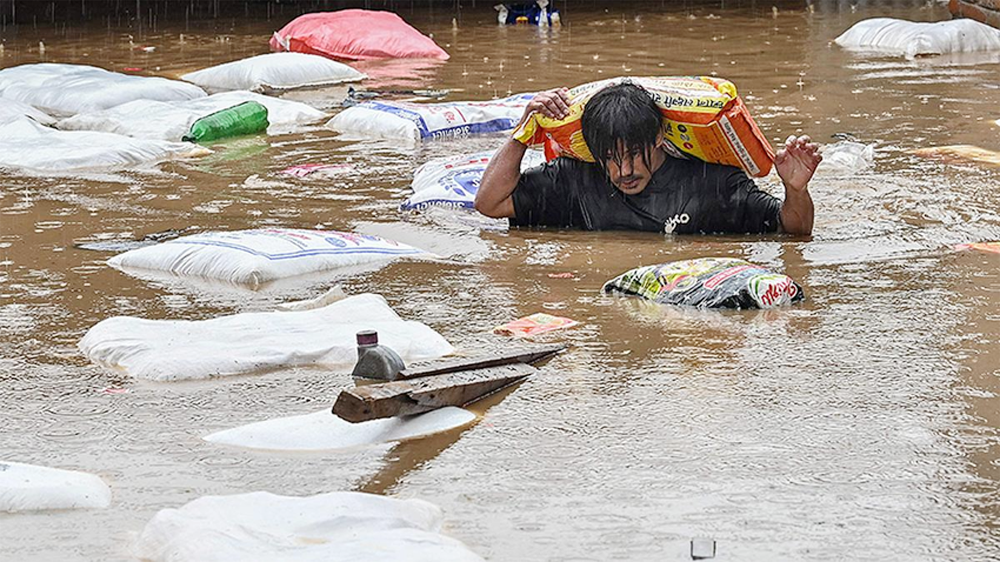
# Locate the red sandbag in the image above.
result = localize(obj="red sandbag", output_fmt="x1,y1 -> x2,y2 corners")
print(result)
270,10 -> 449,61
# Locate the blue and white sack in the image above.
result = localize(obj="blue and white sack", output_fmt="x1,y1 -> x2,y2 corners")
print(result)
107,228 -> 431,287
327,93 -> 534,142
401,149 -> 545,211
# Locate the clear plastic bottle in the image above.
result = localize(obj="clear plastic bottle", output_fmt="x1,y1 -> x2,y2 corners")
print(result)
350,330 -> 405,381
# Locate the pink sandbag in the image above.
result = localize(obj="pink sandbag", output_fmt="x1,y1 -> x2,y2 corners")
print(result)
270,10 -> 449,61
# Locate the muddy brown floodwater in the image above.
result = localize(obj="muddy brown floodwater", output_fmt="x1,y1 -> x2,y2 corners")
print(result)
3,0 -> 1000,560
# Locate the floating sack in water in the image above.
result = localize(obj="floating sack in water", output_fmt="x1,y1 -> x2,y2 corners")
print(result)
0,99 -> 55,126
59,91 -> 325,141
133,491 -> 484,562
0,119 -> 209,173
181,52 -> 366,93
107,228 -> 429,287
328,93 -> 534,142
603,257 -> 804,309
834,18 -> 1000,58
818,140 -> 875,175
0,63 -> 205,118
0,461 -> 112,513
205,407 -> 475,452
402,149 -> 545,211
270,10 -> 449,61
912,144 -> 1000,168
182,101 -> 269,143
78,293 -> 454,382
514,76 -> 774,177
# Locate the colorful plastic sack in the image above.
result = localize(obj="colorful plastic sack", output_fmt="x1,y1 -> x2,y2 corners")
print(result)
513,76 -> 774,177
402,149 -> 545,211
181,52 -> 366,93
603,257 -> 804,309
182,101 -> 269,143
270,10 -> 449,61
328,93 -> 534,142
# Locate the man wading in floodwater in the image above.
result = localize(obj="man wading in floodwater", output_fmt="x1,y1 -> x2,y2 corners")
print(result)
475,83 -> 820,235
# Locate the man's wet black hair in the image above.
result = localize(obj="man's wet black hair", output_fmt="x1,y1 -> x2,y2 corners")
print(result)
581,82 -> 662,173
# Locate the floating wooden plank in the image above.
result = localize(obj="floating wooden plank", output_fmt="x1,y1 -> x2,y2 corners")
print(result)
333,363 -> 536,423
397,343 -> 566,380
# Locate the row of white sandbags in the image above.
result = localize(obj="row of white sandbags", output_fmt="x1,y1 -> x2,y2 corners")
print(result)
0,64 -> 334,172
0,54 -> 363,117
58,91 -> 326,140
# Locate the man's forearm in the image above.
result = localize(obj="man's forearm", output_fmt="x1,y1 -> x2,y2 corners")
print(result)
779,186 -> 814,235
475,138 -> 527,218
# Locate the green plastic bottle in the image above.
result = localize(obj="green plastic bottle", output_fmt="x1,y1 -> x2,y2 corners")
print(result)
182,101 -> 269,143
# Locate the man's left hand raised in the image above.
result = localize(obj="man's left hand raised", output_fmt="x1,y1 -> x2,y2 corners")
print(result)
775,135 -> 820,235
775,135 -> 822,191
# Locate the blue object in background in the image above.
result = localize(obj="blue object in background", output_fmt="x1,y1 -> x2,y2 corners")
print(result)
496,1 -> 561,26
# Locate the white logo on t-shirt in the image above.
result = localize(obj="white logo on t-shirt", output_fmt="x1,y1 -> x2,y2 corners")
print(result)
664,213 -> 690,234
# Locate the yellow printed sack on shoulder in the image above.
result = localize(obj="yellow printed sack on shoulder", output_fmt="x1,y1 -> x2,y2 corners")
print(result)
513,76 -> 775,177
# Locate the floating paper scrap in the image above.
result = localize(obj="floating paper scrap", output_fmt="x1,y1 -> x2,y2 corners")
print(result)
494,313 -> 578,337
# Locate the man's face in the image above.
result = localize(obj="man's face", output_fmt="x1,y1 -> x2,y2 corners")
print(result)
604,141 -> 656,195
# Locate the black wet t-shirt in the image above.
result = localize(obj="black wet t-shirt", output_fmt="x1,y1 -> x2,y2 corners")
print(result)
510,156 -> 782,234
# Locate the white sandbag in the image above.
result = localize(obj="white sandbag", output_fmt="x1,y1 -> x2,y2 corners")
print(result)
78,293 -> 454,382
818,141 -> 875,174
0,461 -> 111,513
327,93 -> 534,142
58,91 -> 326,140
0,99 -> 55,126
133,491 -> 484,562
0,119 -> 210,173
0,63 -> 205,118
181,52 -> 366,93
402,149 -> 546,211
834,18 -> 1000,58
107,228 -> 430,287
205,407 -> 475,452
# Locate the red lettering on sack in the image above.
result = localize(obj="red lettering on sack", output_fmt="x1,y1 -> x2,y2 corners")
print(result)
703,265 -> 754,289
759,279 -> 794,306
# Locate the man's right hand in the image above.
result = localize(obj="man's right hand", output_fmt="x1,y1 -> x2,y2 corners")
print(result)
477,89 -> 571,219
519,88 -> 572,126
